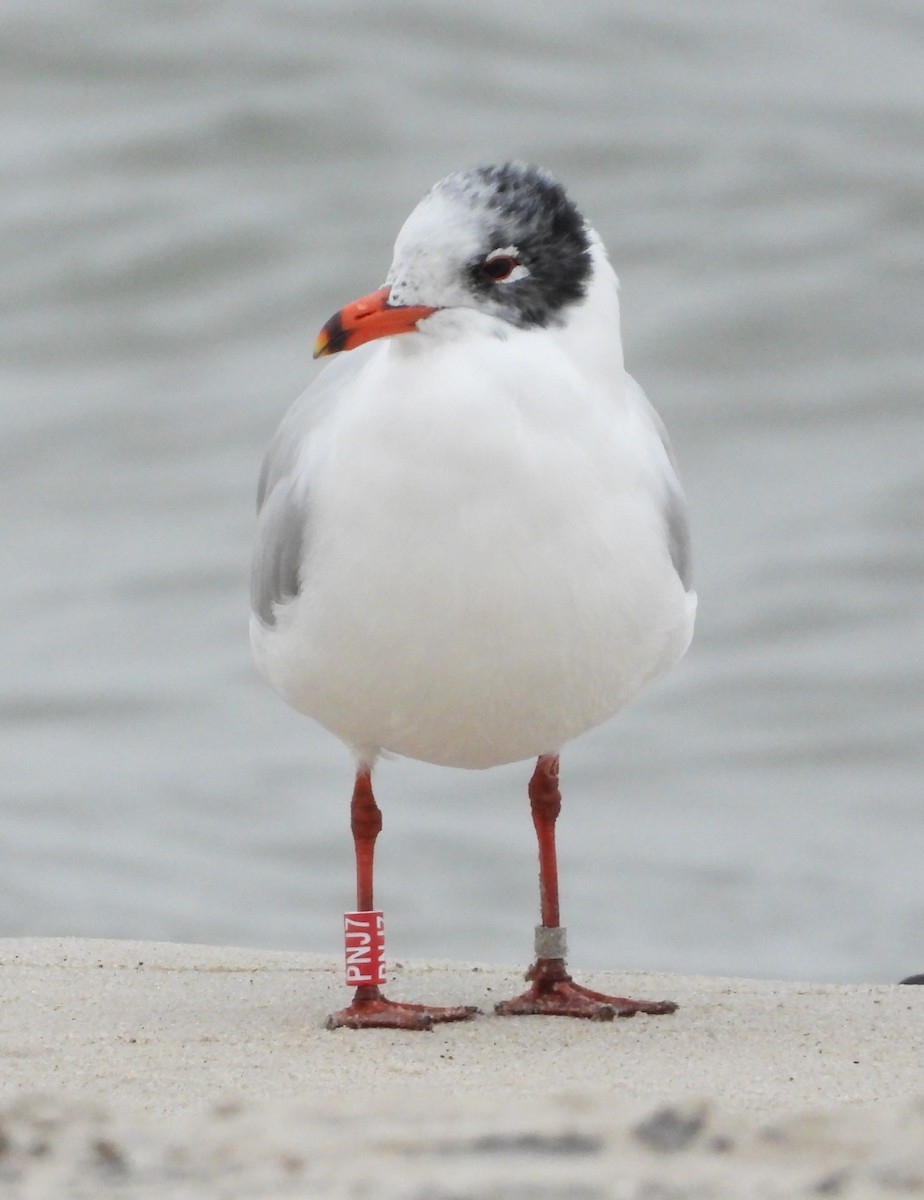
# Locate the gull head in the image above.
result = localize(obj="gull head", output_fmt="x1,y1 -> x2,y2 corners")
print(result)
314,163 -> 596,357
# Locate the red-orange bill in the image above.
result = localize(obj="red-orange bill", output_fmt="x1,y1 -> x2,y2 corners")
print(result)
313,286 -> 437,358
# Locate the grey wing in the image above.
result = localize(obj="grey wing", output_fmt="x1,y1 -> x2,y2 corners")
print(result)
251,346 -> 375,626
625,374 -> 693,593
662,476 -> 693,592
251,477 -> 307,626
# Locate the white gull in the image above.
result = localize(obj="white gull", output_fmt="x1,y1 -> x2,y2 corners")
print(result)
250,163 -> 696,1029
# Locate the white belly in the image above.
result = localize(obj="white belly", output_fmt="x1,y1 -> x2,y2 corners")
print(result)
251,339 -> 695,768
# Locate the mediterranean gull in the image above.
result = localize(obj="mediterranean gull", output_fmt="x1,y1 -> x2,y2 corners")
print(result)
250,163 -> 696,1029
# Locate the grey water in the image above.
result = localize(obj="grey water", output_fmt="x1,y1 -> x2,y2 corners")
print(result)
2,1 -> 922,985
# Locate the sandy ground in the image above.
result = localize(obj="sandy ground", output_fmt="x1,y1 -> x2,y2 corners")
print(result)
0,938 -> 921,1197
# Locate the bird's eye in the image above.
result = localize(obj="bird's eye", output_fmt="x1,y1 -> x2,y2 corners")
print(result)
481,255 -> 518,282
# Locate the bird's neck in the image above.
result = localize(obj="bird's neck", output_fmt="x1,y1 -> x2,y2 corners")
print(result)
551,239 -> 625,385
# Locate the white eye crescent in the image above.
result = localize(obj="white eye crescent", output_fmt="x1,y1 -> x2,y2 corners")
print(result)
484,247 -> 530,284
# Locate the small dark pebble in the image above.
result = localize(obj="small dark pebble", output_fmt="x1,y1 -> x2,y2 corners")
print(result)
813,1168 -> 849,1194
212,1101 -> 245,1119
634,1105 -> 707,1153
447,1132 -> 602,1157
899,974 -> 924,985
93,1139 -> 128,1175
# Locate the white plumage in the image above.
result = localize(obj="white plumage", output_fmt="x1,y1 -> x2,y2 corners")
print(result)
251,221 -> 694,769
249,163 -> 695,1027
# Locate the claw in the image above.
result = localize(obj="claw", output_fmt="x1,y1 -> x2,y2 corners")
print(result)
495,958 -> 677,1021
327,991 -> 479,1031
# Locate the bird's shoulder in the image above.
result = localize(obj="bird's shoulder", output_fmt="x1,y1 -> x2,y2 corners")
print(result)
256,344 -> 378,512
623,374 -> 693,593
251,344 -> 379,626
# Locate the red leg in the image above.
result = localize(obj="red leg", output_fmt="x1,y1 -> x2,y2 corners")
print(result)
495,755 -> 677,1021
327,768 -> 478,1031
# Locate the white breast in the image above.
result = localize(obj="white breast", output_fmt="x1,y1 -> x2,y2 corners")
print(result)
251,325 -> 695,769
